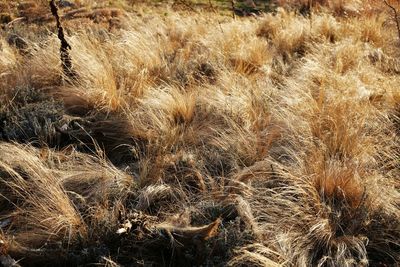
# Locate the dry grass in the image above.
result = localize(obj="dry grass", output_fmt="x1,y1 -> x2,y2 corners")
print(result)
0,0 -> 399,266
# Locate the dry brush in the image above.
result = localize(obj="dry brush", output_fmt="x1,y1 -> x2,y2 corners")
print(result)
0,1 -> 399,266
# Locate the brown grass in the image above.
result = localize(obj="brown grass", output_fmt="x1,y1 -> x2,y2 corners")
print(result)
0,0 -> 399,266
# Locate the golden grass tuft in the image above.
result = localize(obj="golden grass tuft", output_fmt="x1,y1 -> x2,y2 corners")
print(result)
0,1 -> 399,266
0,143 -> 87,251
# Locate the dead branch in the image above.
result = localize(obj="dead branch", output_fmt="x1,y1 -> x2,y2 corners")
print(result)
156,218 -> 221,243
118,212 -> 221,245
49,0 -> 76,81
231,0 -> 236,19
383,0 -> 400,44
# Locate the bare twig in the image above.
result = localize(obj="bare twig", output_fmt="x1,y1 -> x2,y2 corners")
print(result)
49,0 -> 76,81
231,0 -> 236,19
383,0 -> 400,44
156,218 -> 221,242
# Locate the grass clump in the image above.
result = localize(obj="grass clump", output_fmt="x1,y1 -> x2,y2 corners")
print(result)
0,0 -> 399,266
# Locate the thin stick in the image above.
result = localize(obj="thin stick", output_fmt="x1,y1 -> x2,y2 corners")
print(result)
49,0 -> 76,81
231,0 -> 236,19
383,0 -> 400,43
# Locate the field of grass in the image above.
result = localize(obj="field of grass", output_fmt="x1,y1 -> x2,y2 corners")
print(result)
0,0 -> 399,266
